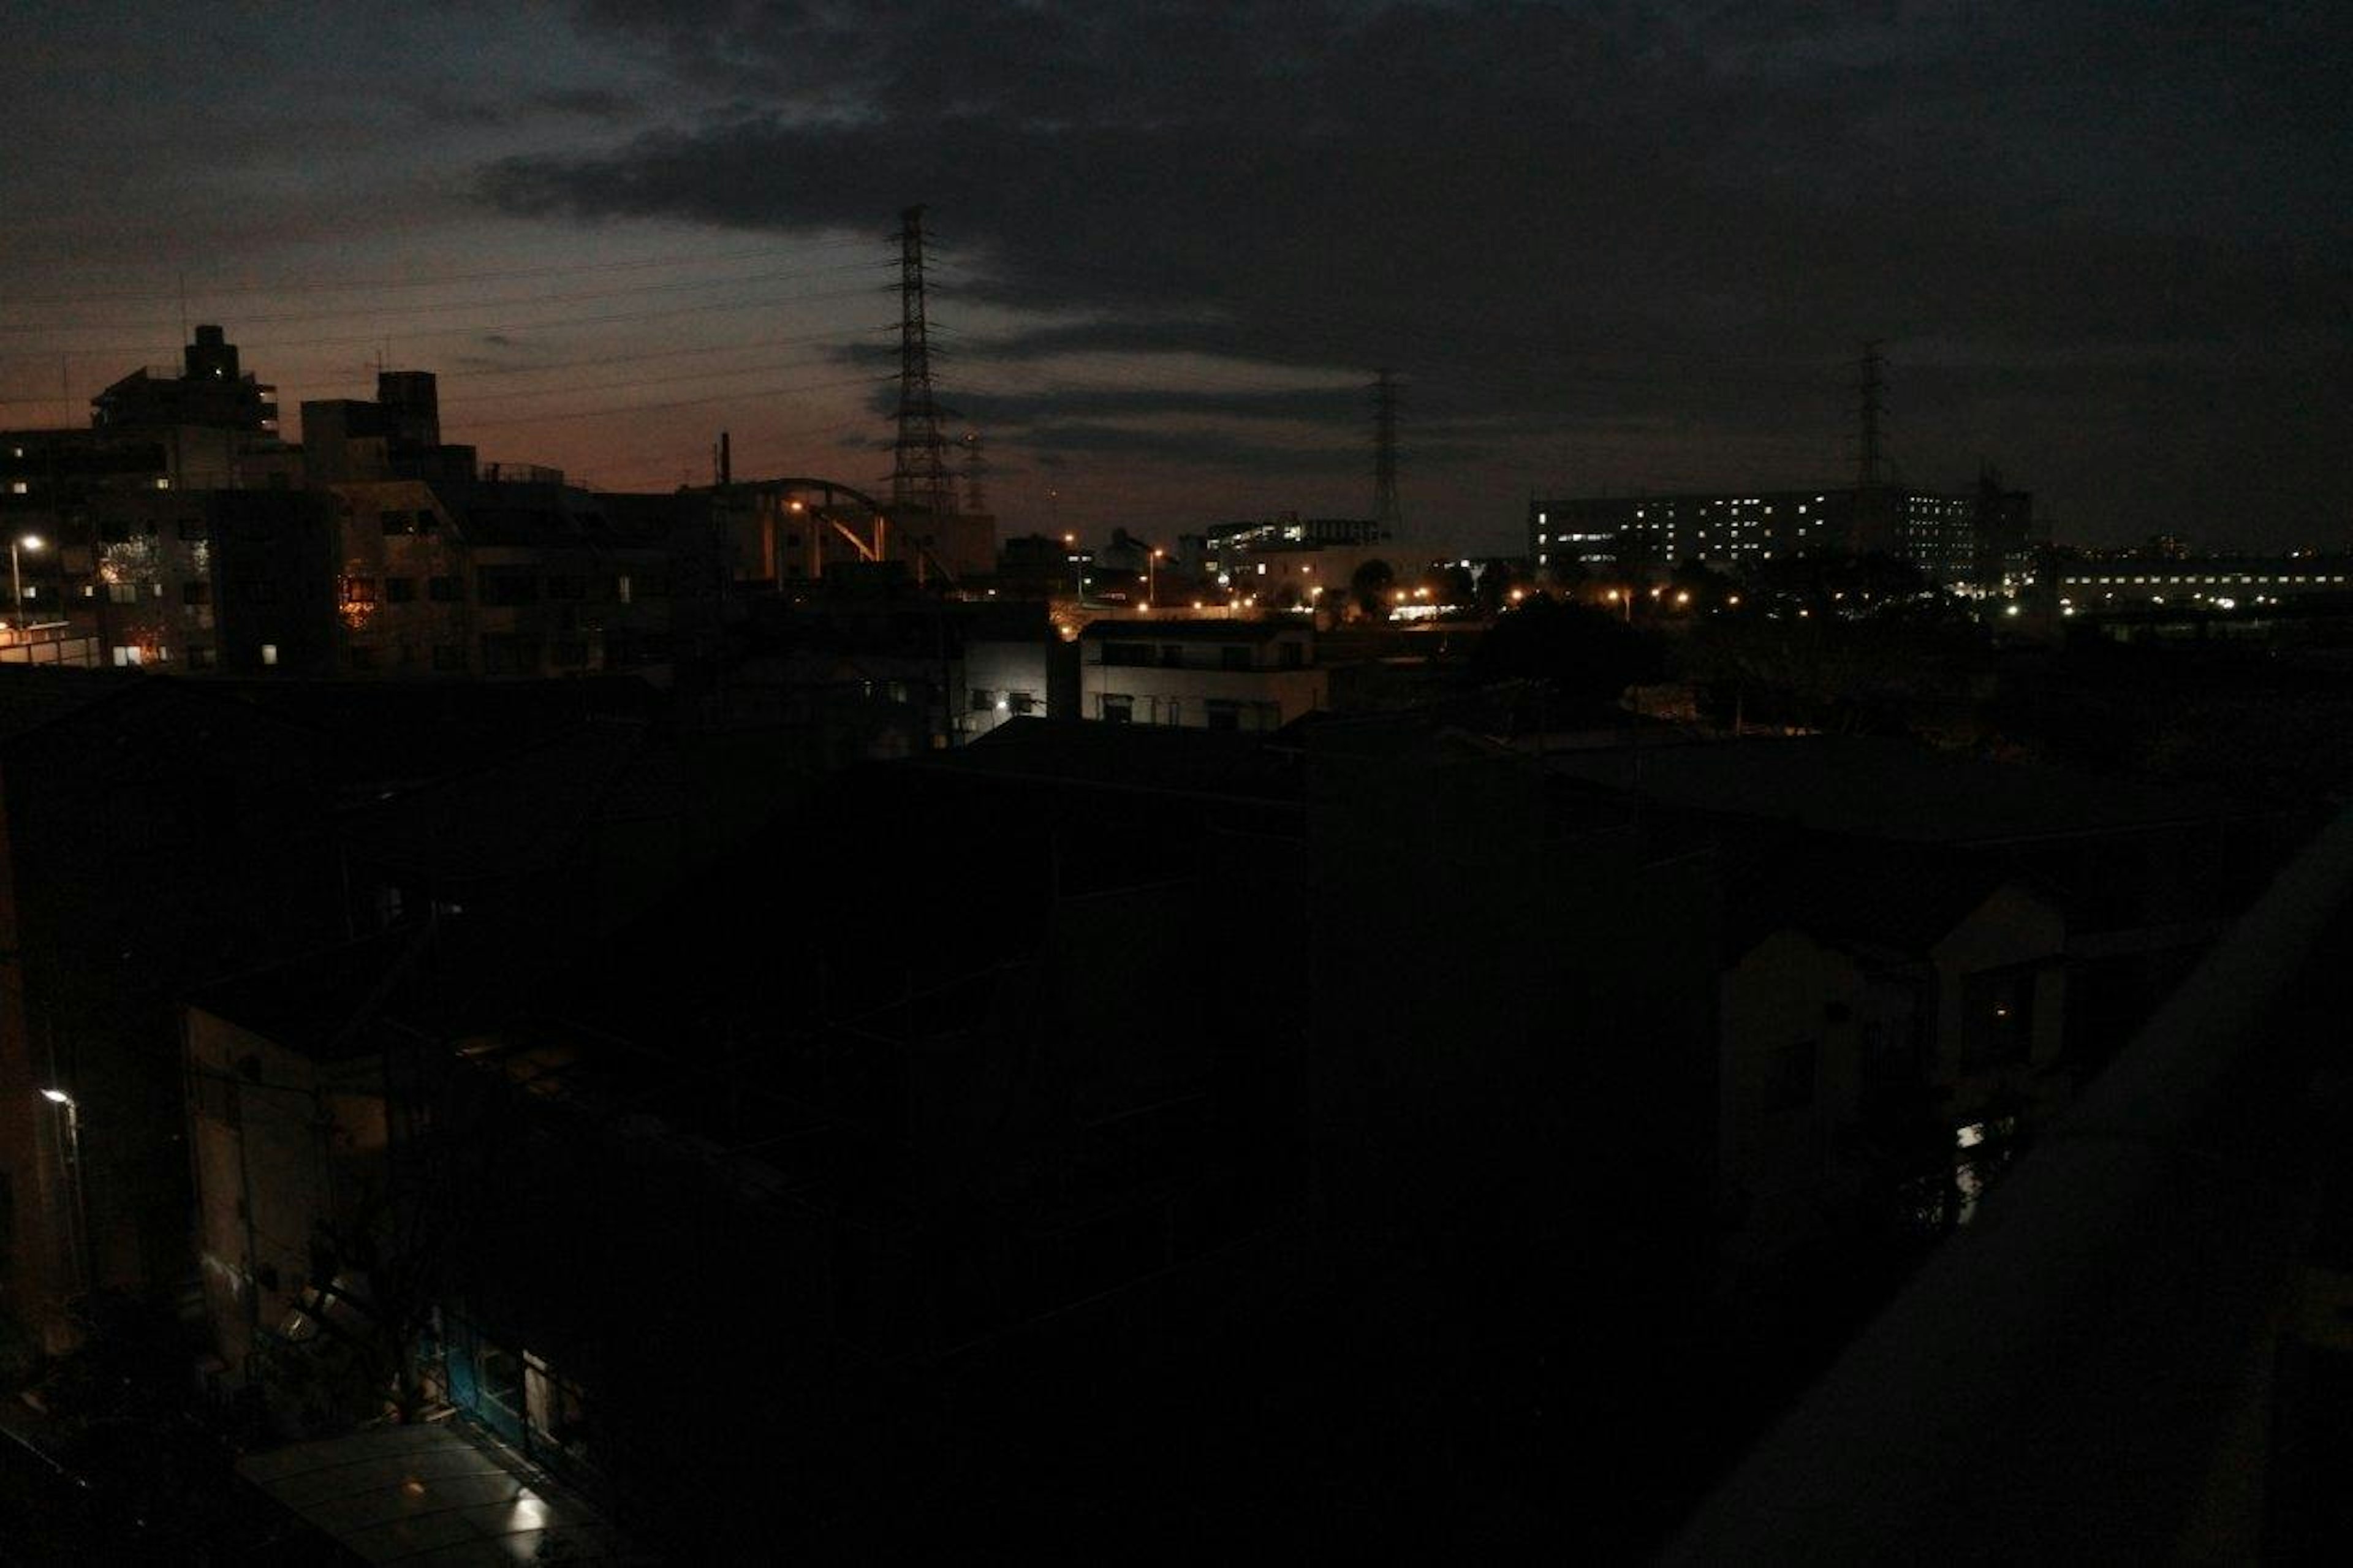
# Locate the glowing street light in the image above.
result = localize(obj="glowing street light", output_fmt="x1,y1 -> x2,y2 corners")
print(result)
9,533 -> 44,631
38,1088 -> 86,1297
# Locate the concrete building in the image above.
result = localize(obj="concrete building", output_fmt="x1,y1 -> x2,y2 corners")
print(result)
1719,868 -> 2068,1272
1078,618 -> 1325,729
1539,732 -> 2284,1270
0,672 -> 336,1352
2051,555 -> 2353,618
1177,514 -> 1396,613
1529,478 -> 2039,589
92,324 -> 279,436
2,324 -> 299,507
298,370 -> 478,487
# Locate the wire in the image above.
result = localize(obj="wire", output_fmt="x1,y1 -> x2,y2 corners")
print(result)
12,282 -> 889,359
0,233 -> 879,306
0,256 -> 889,338
453,371 -> 887,431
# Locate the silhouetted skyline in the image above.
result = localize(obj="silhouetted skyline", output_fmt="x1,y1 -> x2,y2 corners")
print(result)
4,2 -> 2346,550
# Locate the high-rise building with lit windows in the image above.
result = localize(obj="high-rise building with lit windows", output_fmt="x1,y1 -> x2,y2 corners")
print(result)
1528,477 -> 2036,588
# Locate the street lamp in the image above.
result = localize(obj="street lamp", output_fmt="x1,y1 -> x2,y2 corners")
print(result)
10,533 -> 44,632
39,1088 -> 86,1298
1146,547 -> 1162,608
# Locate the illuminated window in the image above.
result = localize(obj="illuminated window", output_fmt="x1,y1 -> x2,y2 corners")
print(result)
260,643 -> 278,666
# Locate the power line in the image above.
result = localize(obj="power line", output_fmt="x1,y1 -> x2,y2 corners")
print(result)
0,257 -> 886,338
0,235 -> 877,307
7,281 -> 885,360
443,371 -> 889,432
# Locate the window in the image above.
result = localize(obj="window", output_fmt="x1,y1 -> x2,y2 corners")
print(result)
1100,694 -> 1134,724
347,646 -> 376,670
613,574 -> 633,604
384,576 -> 415,603
551,638 -> 588,668
341,575 -> 377,605
971,689 -> 995,713
260,643 -> 278,667
1219,645 -> 1252,670
432,644 -> 465,672
1278,640 -> 1305,669
181,581 -> 211,605
545,574 -> 585,600
427,575 -> 464,602
112,646 -> 144,667
1205,699 -> 1243,732
177,518 -> 208,540
107,581 -> 138,604
186,646 -> 214,670
1102,641 -> 1154,667
1007,692 -> 1037,715
1159,644 -> 1184,667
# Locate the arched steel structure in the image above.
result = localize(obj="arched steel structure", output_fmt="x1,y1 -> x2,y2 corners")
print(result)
708,475 -> 958,586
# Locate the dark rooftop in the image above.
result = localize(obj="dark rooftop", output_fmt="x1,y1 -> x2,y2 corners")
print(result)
1080,617 -> 1304,643
936,716 -> 1302,802
0,667 -> 143,748
1544,734 -> 2250,844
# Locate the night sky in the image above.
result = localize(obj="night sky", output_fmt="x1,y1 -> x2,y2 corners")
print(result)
4,1 -> 2346,553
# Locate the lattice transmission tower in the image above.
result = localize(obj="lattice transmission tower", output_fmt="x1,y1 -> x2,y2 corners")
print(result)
1372,368 -> 1403,535
1856,340 -> 1889,489
890,205 -> 953,520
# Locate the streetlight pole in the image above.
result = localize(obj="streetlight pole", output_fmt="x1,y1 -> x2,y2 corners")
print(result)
1147,548 -> 1161,608
39,1089 -> 86,1301
9,534 -> 44,632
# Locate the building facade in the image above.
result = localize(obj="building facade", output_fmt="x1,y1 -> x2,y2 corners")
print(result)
1078,618 -> 1325,730
1529,478 -> 2038,589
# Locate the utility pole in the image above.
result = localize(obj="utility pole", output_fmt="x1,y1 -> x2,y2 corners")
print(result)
1372,368 -> 1403,536
1857,341 -> 1887,490
890,205 -> 953,526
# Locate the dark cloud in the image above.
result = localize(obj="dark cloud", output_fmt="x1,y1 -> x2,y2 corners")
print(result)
526,86 -> 644,121
478,1 -> 2353,543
